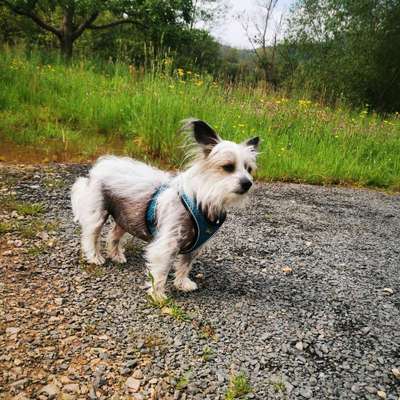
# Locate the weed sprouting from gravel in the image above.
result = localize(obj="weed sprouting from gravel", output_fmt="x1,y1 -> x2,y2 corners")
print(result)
167,302 -> 192,322
225,372 -> 252,400
82,263 -> 105,277
15,202 -> 45,216
0,194 -> 45,216
175,371 -> 191,390
202,346 -> 214,362
0,222 -> 14,234
148,294 -> 192,322
18,219 -> 58,239
42,177 -> 67,189
270,378 -> 286,394
27,244 -> 48,256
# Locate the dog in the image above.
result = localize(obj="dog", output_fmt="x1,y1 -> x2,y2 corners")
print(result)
71,119 -> 259,300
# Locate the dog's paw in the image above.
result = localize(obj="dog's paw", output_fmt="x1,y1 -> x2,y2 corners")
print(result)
88,254 -> 105,265
147,287 -> 168,304
174,277 -> 198,292
110,252 -> 127,264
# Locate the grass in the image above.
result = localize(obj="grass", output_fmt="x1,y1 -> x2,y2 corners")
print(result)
1,46 -> 400,190
225,372 -> 252,400
175,371 -> 191,390
0,194 -> 45,216
201,346 -> 214,362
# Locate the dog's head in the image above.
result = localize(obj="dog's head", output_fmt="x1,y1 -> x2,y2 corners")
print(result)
182,119 -> 260,213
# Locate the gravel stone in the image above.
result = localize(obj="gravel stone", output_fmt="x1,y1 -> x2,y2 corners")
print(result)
1,165 -> 400,400
125,377 -> 141,393
39,383 -> 60,399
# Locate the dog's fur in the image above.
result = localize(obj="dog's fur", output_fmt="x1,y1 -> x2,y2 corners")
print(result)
71,119 -> 259,300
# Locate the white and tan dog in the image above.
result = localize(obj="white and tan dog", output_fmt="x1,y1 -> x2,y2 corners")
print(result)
71,119 -> 259,300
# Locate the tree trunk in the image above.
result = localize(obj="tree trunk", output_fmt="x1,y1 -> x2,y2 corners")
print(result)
60,7 -> 74,61
60,36 -> 73,60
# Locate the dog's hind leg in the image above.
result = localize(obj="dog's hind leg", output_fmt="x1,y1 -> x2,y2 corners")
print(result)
107,223 -> 127,263
174,253 -> 198,292
81,211 -> 107,265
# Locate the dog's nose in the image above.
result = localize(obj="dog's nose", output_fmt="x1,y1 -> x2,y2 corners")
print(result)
240,178 -> 252,193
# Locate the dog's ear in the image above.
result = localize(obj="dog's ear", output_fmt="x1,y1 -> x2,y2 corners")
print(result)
243,136 -> 260,152
182,119 -> 221,155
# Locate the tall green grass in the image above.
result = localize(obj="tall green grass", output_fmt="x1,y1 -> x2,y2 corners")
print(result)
1,47 -> 399,190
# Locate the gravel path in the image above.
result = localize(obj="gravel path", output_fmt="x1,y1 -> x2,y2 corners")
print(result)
1,164 -> 399,400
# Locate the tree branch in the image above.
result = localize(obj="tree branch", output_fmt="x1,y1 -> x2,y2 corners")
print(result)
1,0 -> 62,37
87,18 -> 147,30
72,12 -> 99,40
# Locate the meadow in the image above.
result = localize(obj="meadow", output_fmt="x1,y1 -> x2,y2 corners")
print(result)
1,47 -> 399,191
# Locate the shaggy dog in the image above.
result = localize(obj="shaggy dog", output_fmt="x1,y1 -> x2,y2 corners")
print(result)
71,119 -> 259,300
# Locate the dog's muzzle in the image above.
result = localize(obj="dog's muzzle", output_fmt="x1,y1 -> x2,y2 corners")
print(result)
236,178 -> 252,194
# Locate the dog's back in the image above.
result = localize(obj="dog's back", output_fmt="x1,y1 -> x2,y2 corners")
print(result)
71,156 -> 172,256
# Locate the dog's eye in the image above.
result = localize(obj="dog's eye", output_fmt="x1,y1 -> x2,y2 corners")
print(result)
222,163 -> 235,173
247,166 -> 252,174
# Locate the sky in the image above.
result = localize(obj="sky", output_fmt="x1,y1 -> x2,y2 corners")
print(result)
209,0 -> 295,49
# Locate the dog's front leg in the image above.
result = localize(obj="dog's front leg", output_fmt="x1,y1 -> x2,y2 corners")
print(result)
145,233 -> 179,301
174,253 -> 199,292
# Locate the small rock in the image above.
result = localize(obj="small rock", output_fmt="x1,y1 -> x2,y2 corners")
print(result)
60,394 -> 76,400
125,377 -> 141,393
80,385 -> 88,395
295,342 -> 304,351
14,240 -> 23,247
55,298 -> 64,306
40,383 -> 60,399
132,369 -> 143,379
6,327 -> 21,335
365,386 -> 376,394
88,386 -> 97,400
282,266 -> 293,274
63,383 -> 80,394
12,393 -> 30,400
351,384 -> 360,394
60,376 -> 72,384
392,368 -> 400,379
299,387 -> 312,398
382,288 -> 394,295
125,359 -> 138,369
37,231 -> 49,241
260,333 -> 271,341
10,379 -> 29,389
3,250 -> 12,256
120,368 -> 131,376
377,390 -> 387,399
361,327 -> 370,335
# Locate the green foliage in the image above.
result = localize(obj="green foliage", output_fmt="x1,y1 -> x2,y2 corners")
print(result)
284,0 -> 400,112
175,371 -> 191,390
1,49 -> 399,190
225,372 -> 252,400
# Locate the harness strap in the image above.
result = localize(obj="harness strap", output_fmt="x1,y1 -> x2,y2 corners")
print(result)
145,185 -> 226,254
145,184 -> 168,237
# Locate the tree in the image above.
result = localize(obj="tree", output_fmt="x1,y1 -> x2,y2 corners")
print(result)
0,0 -> 194,60
285,0 -> 400,111
240,0 -> 283,87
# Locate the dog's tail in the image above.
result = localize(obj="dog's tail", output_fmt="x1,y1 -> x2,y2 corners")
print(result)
71,177 -> 90,223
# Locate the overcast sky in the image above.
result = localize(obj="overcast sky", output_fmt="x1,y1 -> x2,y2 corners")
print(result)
209,0 -> 295,49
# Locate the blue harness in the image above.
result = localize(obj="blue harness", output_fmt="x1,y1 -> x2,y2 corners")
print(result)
145,185 -> 226,254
